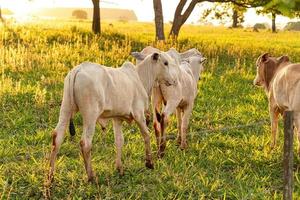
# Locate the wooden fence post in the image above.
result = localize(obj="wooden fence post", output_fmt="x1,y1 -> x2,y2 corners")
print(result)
283,111 -> 293,200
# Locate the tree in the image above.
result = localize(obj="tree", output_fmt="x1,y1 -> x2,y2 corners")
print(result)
231,4 -> 246,27
169,0 -> 198,38
271,12 -> 276,32
257,0 -> 300,33
169,0 -> 270,38
284,21 -> 300,31
232,8 -> 239,27
201,3 -> 246,27
0,6 -> 4,23
92,0 -> 101,34
72,9 -> 88,19
153,0 -> 165,40
256,7 -> 281,33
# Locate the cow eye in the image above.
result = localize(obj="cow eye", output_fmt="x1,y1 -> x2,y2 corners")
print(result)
164,61 -> 168,66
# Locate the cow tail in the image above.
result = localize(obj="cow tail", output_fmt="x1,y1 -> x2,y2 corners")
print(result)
67,67 -> 81,137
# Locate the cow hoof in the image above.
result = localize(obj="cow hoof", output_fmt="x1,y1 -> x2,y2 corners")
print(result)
47,174 -> 53,182
157,151 -> 165,159
45,176 -> 53,187
87,175 -> 95,183
180,143 -> 188,150
145,161 -> 154,169
176,138 -> 181,146
270,143 -> 276,150
117,167 -> 124,176
47,171 -> 54,184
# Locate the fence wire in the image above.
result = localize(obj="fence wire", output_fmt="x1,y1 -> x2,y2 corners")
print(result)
0,118 -> 270,164
123,118 -> 270,144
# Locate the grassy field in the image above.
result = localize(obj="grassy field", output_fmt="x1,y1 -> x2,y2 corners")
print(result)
1,20 -> 300,199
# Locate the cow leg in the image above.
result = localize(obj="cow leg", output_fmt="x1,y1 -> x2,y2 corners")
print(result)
80,115 -> 97,182
134,113 -> 154,169
153,113 -> 161,148
180,104 -> 193,150
293,112 -> 300,156
112,119 -> 124,175
269,106 -> 279,149
152,86 -> 163,149
159,101 -> 177,158
145,109 -> 151,127
97,118 -> 109,136
48,105 -> 72,182
176,107 -> 183,145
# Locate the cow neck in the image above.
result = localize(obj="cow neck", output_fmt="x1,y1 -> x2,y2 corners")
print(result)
264,65 -> 272,92
136,59 -> 156,97
191,66 -> 201,85
265,61 -> 290,92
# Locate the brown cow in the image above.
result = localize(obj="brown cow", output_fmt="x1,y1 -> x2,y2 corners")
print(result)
254,53 -> 300,154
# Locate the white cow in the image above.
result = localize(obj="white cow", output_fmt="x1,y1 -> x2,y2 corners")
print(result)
48,52 -> 176,182
132,47 -> 206,157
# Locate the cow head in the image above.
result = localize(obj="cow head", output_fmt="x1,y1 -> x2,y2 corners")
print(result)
156,52 -> 179,86
184,55 -> 206,81
132,46 -> 160,65
131,51 -> 177,87
253,53 -> 289,90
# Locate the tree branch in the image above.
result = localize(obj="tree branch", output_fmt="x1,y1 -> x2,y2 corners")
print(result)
204,0 -> 270,8
182,0 -> 199,23
176,0 -> 188,16
170,0 -> 272,37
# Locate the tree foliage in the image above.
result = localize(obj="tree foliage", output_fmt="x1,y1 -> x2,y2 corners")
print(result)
258,0 -> 300,18
72,10 -> 88,20
170,0 -> 271,37
266,0 -> 300,16
256,0 -> 300,32
201,3 -> 246,27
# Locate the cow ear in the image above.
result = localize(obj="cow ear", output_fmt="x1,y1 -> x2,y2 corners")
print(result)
151,53 -> 160,61
180,48 -> 201,58
200,57 -> 206,64
131,52 -> 146,61
261,53 -> 270,63
277,55 -> 289,63
182,57 -> 190,63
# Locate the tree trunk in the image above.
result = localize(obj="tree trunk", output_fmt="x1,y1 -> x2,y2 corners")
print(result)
169,0 -> 199,38
232,9 -> 238,28
153,0 -> 165,40
92,0 -> 101,34
0,6 -> 4,23
271,12 -> 276,33
169,17 -> 183,39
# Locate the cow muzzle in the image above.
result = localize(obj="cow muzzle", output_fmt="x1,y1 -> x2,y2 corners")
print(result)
253,78 -> 262,86
164,80 -> 176,86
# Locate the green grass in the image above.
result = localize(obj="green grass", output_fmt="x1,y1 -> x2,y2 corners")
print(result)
1,20 -> 300,199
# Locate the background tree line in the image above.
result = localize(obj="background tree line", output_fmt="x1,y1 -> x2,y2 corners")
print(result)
89,0 -> 300,38
1,0 -> 299,38
153,0 -> 300,39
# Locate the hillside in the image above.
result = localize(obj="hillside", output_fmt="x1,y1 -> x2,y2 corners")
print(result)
32,7 -> 137,21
